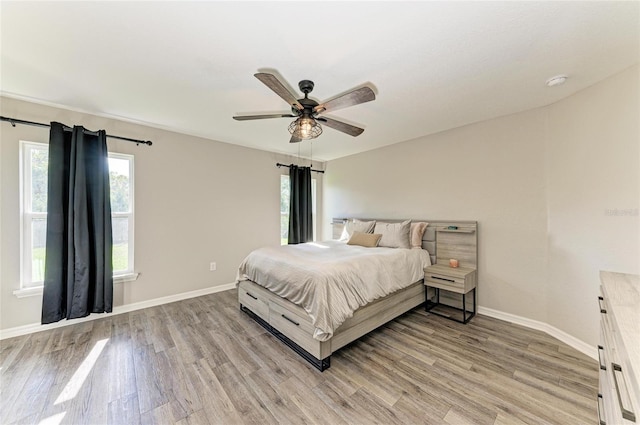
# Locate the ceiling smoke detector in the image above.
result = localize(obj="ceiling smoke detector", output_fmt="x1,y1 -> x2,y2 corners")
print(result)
546,75 -> 568,87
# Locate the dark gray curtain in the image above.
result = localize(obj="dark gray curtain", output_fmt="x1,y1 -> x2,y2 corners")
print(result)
42,122 -> 113,324
288,165 -> 313,244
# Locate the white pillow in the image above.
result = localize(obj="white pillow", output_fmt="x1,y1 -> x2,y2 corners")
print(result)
375,220 -> 411,249
339,219 -> 376,241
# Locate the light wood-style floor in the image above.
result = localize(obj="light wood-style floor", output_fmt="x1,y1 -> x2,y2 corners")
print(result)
1,289 -> 597,425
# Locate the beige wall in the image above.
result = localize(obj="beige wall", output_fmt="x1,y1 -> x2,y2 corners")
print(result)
323,101 -> 550,324
323,65 -> 639,346
0,96 -> 323,331
545,65 -> 639,343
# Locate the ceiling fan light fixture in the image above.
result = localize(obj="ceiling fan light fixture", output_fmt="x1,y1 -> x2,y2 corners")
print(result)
234,72 -> 374,141
288,116 -> 322,140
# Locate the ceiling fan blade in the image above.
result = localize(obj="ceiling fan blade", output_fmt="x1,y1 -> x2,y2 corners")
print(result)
289,135 -> 302,143
314,87 -> 375,114
255,73 -> 303,111
317,117 -> 365,137
233,114 -> 296,121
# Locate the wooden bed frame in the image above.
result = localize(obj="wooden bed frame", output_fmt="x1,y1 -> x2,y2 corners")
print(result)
238,218 -> 478,371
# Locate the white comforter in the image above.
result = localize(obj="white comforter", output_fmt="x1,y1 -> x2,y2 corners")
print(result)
237,241 -> 431,341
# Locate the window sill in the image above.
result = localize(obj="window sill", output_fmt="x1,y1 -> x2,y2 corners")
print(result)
13,273 -> 139,298
114,273 -> 140,284
12,286 -> 44,299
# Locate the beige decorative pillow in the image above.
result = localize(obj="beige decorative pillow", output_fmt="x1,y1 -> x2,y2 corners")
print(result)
347,231 -> 382,248
339,219 -> 376,241
410,222 -> 429,249
374,220 -> 411,249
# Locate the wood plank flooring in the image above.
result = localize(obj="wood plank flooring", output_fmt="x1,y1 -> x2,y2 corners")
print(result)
0,289 -> 598,425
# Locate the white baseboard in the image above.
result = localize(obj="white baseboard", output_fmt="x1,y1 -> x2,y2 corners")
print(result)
1,285 -> 597,362
0,282 -> 237,340
478,306 -> 597,361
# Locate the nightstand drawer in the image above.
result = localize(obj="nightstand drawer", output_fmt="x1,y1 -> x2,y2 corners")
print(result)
425,273 -> 465,290
424,264 -> 477,294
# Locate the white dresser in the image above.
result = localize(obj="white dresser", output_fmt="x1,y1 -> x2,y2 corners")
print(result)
598,271 -> 640,425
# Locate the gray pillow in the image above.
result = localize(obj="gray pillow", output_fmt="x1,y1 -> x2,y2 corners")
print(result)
375,220 -> 411,249
340,219 -> 376,241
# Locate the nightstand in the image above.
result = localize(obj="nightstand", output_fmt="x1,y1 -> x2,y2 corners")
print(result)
424,263 -> 477,324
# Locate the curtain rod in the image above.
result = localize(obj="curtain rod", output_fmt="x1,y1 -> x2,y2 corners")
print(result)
1,116 -> 153,146
276,162 -> 325,174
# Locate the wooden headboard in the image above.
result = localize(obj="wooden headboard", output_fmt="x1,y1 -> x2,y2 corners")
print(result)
331,218 -> 477,268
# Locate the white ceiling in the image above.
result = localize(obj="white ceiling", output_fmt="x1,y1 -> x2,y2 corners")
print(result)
1,2 -> 638,161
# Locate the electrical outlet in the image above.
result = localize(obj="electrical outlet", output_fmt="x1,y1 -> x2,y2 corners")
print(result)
210,262 -> 216,271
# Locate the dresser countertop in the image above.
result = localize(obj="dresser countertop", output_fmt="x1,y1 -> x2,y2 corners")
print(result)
600,270 -> 640,393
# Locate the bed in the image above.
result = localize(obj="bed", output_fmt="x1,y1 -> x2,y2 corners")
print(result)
237,218 -> 477,370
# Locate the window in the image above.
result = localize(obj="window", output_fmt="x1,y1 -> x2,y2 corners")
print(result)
280,175 -> 316,245
108,153 -> 135,277
21,143 -> 48,287
20,142 -> 135,289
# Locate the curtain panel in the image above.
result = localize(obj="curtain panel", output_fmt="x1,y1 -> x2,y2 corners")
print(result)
42,122 -> 113,324
287,165 -> 313,244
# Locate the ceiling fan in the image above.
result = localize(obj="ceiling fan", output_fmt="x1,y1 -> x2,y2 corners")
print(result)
233,72 -> 375,143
